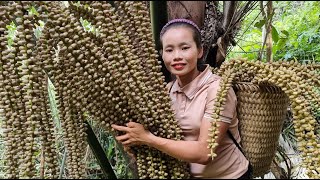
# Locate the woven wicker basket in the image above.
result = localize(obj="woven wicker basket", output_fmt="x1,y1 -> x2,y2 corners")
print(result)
233,82 -> 289,177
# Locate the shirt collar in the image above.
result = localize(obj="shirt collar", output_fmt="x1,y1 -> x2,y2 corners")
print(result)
171,64 -> 219,99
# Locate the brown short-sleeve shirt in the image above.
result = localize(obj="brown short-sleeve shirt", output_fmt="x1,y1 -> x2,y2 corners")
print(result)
167,65 -> 249,179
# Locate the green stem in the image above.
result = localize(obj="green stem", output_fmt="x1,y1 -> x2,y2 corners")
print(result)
59,149 -> 67,179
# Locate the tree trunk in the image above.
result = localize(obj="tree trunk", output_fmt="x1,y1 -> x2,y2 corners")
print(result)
266,1 -> 273,62
166,1 -> 206,29
222,2 -> 237,30
260,1 -> 273,62
213,1 -> 238,67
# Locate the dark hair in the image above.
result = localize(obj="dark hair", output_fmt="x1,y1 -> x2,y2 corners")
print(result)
160,20 -> 202,49
159,19 -> 205,71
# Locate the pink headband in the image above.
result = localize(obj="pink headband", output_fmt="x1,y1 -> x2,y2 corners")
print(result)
160,18 -> 201,36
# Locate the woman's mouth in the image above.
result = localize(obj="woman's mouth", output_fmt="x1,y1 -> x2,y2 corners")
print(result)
172,64 -> 185,70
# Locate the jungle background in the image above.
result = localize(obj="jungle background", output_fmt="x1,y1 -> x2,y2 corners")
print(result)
0,1 -> 319,179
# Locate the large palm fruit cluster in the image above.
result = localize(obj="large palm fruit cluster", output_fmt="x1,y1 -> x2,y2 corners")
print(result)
1,1 -> 59,178
208,58 -> 320,178
0,1 -> 190,179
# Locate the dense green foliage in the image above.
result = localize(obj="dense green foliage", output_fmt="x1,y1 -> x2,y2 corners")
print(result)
228,1 -> 320,62
227,2 -> 320,178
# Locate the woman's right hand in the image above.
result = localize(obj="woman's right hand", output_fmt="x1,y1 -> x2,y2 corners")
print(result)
112,122 -> 153,146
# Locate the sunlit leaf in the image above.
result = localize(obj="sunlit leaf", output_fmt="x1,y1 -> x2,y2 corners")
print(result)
28,6 -> 39,16
281,30 -> 289,37
272,25 -> 279,43
39,20 -> 45,28
277,38 -> 287,49
254,19 -> 266,29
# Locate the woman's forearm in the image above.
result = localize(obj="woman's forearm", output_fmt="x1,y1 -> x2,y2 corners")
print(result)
145,133 -> 210,164
111,122 -> 214,164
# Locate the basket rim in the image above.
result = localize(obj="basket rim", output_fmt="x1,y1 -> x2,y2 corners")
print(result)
233,82 -> 284,93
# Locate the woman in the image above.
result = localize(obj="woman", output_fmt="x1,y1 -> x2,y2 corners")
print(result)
112,18 -> 251,179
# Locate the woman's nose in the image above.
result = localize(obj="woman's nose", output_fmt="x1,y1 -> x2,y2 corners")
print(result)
173,50 -> 182,60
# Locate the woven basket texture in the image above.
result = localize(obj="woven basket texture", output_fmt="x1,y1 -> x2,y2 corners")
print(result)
233,82 -> 289,177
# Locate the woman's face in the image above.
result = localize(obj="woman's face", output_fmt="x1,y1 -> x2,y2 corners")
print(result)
161,27 -> 203,80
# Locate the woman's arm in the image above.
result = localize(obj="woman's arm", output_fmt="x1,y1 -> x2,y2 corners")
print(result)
112,119 -> 230,165
112,80 -> 236,164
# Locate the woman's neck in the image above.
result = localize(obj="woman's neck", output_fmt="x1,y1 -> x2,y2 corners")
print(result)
176,69 -> 201,87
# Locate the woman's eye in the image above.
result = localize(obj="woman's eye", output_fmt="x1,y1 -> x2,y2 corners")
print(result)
165,49 -> 173,53
182,47 -> 190,50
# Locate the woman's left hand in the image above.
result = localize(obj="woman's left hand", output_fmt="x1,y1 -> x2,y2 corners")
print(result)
111,122 -> 152,146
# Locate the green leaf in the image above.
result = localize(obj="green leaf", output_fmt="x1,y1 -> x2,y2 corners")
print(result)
6,24 -> 11,30
39,20 -> 45,28
28,6 -> 39,16
272,25 -> 279,43
273,38 -> 286,55
76,1 -> 81,7
254,19 -> 266,29
6,21 -> 16,31
277,38 -> 287,49
7,38 -> 13,46
281,30 -> 289,37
